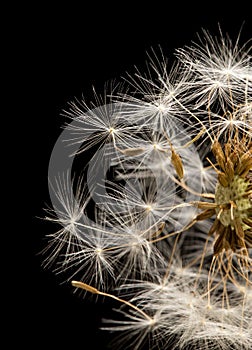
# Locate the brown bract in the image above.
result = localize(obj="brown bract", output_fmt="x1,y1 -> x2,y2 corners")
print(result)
195,133 -> 252,257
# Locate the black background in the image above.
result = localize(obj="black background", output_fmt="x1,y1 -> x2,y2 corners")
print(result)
15,3 -> 251,349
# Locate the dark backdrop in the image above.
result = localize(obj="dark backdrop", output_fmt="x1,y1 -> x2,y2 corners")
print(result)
17,3 -> 251,349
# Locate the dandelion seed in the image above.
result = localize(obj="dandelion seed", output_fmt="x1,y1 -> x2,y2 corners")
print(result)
63,94 -> 139,156
117,54 -> 196,133
43,172 -> 90,268
175,27 -> 252,109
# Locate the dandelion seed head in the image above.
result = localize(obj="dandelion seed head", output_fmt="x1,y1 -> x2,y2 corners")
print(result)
45,26 -> 252,350
215,174 -> 252,229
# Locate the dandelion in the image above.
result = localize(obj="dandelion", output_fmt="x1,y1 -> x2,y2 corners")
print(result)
43,26 -> 252,349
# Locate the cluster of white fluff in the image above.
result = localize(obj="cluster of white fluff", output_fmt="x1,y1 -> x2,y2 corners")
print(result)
44,28 -> 252,349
